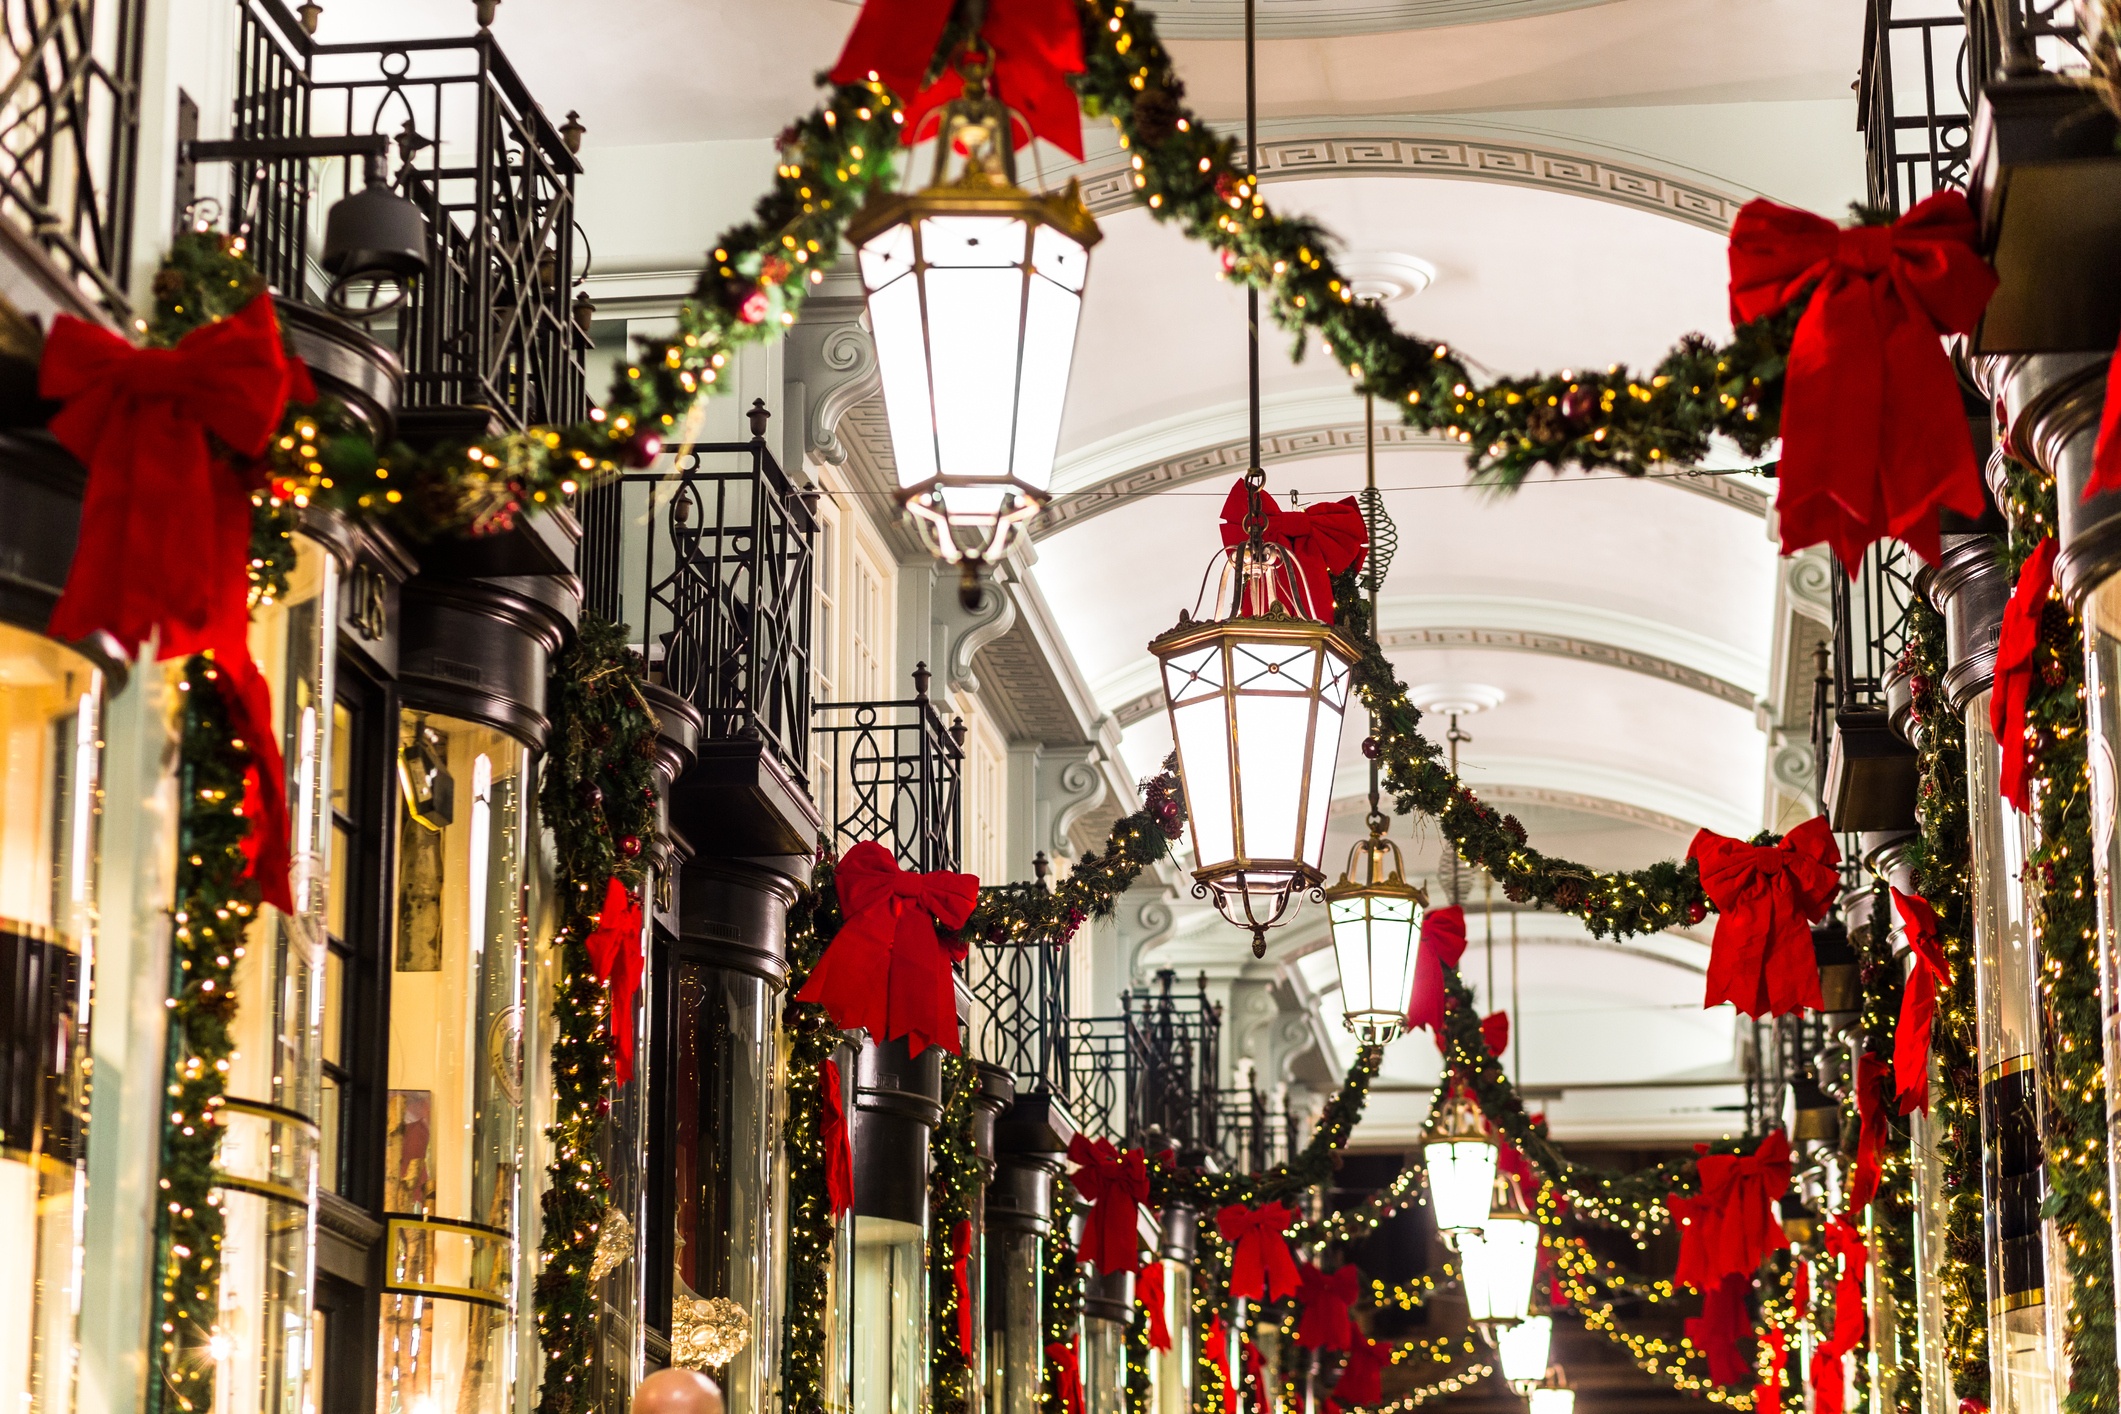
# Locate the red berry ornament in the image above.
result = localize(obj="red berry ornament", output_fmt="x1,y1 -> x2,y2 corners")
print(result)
619,834 -> 642,858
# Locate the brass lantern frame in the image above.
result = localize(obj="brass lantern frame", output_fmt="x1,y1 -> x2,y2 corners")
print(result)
1321,822 -> 1428,1044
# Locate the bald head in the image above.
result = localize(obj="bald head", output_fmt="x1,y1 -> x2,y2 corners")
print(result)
634,1368 -> 724,1414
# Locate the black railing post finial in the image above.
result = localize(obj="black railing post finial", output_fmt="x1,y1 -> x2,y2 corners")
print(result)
913,661 -> 932,702
748,398 -> 772,442
1033,851 -> 1050,891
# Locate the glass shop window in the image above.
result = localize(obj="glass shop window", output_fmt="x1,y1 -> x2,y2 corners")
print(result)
0,623 -> 102,1414
377,712 -> 531,1414
850,1217 -> 928,1414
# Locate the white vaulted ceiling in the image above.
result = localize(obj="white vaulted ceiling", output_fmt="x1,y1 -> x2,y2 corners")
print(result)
316,0 -> 1862,1143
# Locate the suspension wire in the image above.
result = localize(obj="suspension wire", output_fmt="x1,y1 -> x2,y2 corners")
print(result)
1241,0 -> 1264,547
1365,384 -> 1383,832
1510,905 -> 1521,1088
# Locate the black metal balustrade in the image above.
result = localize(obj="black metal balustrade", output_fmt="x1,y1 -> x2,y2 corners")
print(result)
578,402 -> 816,780
1122,970 -> 1222,1157
1860,0 -> 1974,213
969,922 -> 1076,1106
1813,540 -> 1923,830
813,664 -> 965,874
0,0 -> 144,313
214,0 -> 585,428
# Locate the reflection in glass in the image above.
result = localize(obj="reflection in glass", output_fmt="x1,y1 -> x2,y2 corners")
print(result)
985,1228 -> 1042,1414
378,713 -> 530,1414
670,964 -> 776,1411
852,1219 -> 927,1414
1150,1261 -> 1191,1414
2082,578 -> 2121,1414
218,535 -> 337,1414
0,624 -> 101,1414
1963,693 -> 2058,1414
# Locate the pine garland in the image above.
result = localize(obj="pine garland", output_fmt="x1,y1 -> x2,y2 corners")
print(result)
532,617 -> 661,1413
1998,463 -> 2115,1414
932,1052 -> 982,1414
1904,591 -> 1991,1399
1855,880 -> 1921,1414
779,876 -> 840,1414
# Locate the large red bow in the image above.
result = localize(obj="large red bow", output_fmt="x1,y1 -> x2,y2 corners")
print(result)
42,294 -> 309,912
1138,1259 -> 1173,1351
1406,905 -> 1466,1036
1333,1335 -> 1390,1408
1892,888 -> 1950,1115
1672,1130 -> 1792,1291
1685,1272 -> 1754,1387
1993,537 -> 2056,814
1069,1135 -> 1149,1274
822,1057 -> 855,1217
1296,1261 -> 1363,1350
582,877 -> 647,1083
797,840 -> 979,1055
1218,481 -> 1369,622
830,0 -> 1088,157
1845,1050 -> 1893,1214
1727,192 -> 1995,569
1809,1217 -> 1868,1414
1689,817 -> 1841,1018
1048,1335 -> 1086,1414
1216,1200 -> 1301,1301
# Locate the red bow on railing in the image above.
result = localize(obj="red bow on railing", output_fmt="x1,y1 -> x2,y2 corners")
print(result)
1069,1135 -> 1149,1274
1138,1259 -> 1173,1351
1809,1217 -> 1868,1414
1333,1334 -> 1390,1408
1406,905 -> 1466,1036
829,0 -> 1088,157
42,294 -> 313,913
1216,1200 -> 1301,1301
1993,537 -> 2056,814
1295,1261 -> 1363,1351
1684,1272 -> 1754,1388
797,840 -> 979,1055
1672,1130 -> 1792,1292
822,1057 -> 855,1217
582,877 -> 647,1083
952,1218 -> 976,1358
1218,480 -> 1369,622
1689,816 -> 1841,1019
1048,1335 -> 1086,1414
1727,192 -> 1995,569
1845,1050 -> 1893,1213
1892,888 -> 1950,1115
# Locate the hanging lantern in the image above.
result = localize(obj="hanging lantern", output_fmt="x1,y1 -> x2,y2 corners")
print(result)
1421,1090 -> 1498,1247
1322,818 -> 1427,1044
1152,534 -> 1357,957
1459,1175 -> 1539,1326
848,54 -> 1099,609
1494,1313 -> 1552,1394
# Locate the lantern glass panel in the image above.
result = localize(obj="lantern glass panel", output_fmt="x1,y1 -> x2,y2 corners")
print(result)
921,214 -> 1027,496
1328,891 -> 1419,1036
1164,649 -> 1235,868
1422,1138 -> 1498,1237
1011,266 -> 1082,490
1528,1390 -> 1576,1414
1460,1214 -> 1539,1324
1496,1313 -> 1552,1389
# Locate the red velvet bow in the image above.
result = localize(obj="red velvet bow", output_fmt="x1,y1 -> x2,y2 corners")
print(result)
797,840 -> 979,1055
822,1057 -> 855,1217
1726,192 -> 1995,569
1048,1335 -> 1086,1414
1218,481 -> 1369,622
1672,1130 -> 1792,1291
952,1218 -> 976,1359
1689,816 -> 1841,1018
41,294 -> 309,912
829,0 -> 1088,157
1685,1272 -> 1754,1387
1993,537 -> 2056,814
1296,1261 -> 1363,1350
1809,1217 -> 1868,1414
1208,1315 -> 1237,1414
582,877 -> 647,1083
1406,905 -> 1466,1036
1334,1335 -> 1390,1408
1892,888 -> 1950,1115
1216,1200 -> 1301,1301
1845,1050 -> 1893,1214
1481,1010 -> 1509,1059
1753,1325 -> 1789,1414
1069,1135 -> 1149,1274
1138,1259 -> 1173,1351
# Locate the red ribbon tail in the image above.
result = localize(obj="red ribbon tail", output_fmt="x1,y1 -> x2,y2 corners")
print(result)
214,652 -> 294,914
2089,337 -> 2121,502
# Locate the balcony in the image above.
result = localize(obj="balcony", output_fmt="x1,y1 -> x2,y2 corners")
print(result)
578,403 -> 821,858
813,663 -> 964,872
1813,540 -> 1923,833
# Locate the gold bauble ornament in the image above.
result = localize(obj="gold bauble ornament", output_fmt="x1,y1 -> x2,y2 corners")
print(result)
670,1295 -> 750,1369
588,1206 -> 634,1285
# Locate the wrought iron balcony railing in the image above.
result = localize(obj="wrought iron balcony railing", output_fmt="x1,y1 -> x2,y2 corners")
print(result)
813,664 -> 964,874
215,0 -> 586,428
0,0 -> 144,315
1859,0 -> 1974,214
1122,970 -> 1222,1156
577,401 -> 816,780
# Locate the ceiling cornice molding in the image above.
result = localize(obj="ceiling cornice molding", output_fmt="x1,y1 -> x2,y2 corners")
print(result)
1335,752 -> 1753,837
1071,120 -> 1750,234
826,0 -> 1616,40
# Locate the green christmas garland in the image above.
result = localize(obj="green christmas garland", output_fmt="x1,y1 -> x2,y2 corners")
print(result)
932,1053 -> 982,1414
532,617 -> 661,1414
1998,463 -> 2116,1414
779,876 -> 840,1414
1853,880 -> 1921,1414
1904,589 -> 1991,1400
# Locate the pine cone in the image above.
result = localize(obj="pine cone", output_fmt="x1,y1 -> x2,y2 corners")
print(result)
1132,84 -> 1183,145
1526,405 -> 1569,444
1550,877 -> 1586,910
